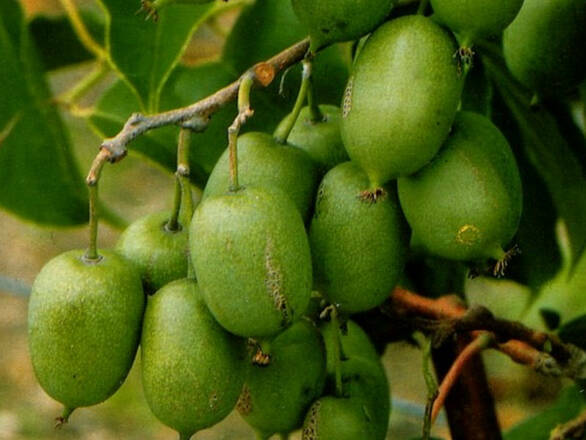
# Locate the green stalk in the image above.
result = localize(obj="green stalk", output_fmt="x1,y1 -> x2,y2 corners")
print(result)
306,60 -> 324,123
331,310 -> 345,398
228,74 -> 254,192
166,175 -> 182,232
417,0 -> 430,15
273,59 -> 312,144
84,150 -> 109,262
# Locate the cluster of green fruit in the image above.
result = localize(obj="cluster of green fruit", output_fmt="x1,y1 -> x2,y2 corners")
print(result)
28,0 -> 586,438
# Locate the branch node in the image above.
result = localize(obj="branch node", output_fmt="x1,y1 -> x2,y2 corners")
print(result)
253,62 -> 276,87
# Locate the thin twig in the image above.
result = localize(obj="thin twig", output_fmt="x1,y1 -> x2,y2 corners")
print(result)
99,39 -> 310,162
431,333 -> 494,424
550,409 -> 586,440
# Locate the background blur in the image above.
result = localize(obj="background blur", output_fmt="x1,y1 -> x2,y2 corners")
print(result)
0,1 -> 568,439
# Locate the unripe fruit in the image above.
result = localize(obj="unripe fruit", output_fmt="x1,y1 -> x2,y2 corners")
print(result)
309,162 -> 409,313
398,111 -> 522,262
190,186 -> 312,338
116,211 -> 189,294
28,250 -> 144,415
275,105 -> 349,174
237,320 -> 326,437
340,15 -> 463,186
430,0 -> 524,43
141,279 -> 245,439
503,0 -> 586,93
203,132 -> 320,222
291,0 -> 394,52
302,396 -> 375,440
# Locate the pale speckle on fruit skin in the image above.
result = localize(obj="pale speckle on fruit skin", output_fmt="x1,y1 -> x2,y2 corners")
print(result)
456,224 -> 481,246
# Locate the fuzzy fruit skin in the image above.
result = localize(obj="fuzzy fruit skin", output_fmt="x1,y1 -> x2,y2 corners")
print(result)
28,250 -> 144,410
276,105 -> 349,174
238,320 -> 326,436
398,111 -> 522,262
309,162 -> 409,313
340,15 -> 463,186
116,211 -> 189,294
203,131 -> 319,222
291,0 -> 394,52
141,279 -> 245,438
430,0 -> 524,43
503,0 -> 586,94
302,396 -> 375,439
190,186 -> 312,338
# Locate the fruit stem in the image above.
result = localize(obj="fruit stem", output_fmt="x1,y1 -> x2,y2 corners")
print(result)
178,432 -> 193,440
306,58 -> 324,123
330,308 -> 345,398
228,73 -> 255,192
279,434 -> 289,440
167,128 -> 193,231
273,58 -> 312,144
413,332 -> 438,440
84,148 -> 110,262
55,406 -> 75,428
417,0 -> 429,15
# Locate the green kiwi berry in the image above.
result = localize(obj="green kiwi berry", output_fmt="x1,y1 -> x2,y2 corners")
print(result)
430,0 -> 524,44
190,186 -> 312,338
398,111 -> 522,263
116,211 -> 189,294
141,278 -> 246,439
275,105 -> 348,174
238,320 -> 326,437
291,0 -> 394,52
28,250 -> 144,418
203,132 -> 320,222
340,15 -> 463,187
503,0 -> 586,94
309,162 -> 409,313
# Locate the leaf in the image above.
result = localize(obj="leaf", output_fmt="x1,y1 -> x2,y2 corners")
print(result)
483,49 -> 586,270
29,10 -> 105,71
558,315 -> 586,350
98,0 -> 233,113
505,386 -> 586,440
0,0 -> 88,225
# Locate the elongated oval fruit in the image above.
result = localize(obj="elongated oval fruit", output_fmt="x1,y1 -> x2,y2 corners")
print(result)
291,0 -> 394,52
28,250 -> 144,418
203,132 -> 319,222
190,186 -> 312,337
430,0 -> 524,44
340,15 -> 463,187
398,111 -> 522,262
237,320 -> 326,437
309,162 -> 409,313
503,0 -> 586,93
275,105 -> 348,174
116,211 -> 189,294
141,278 -> 245,439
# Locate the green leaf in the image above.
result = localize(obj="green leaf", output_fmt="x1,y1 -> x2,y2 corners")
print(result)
558,315 -> 586,350
505,386 -> 586,440
98,0 -> 232,113
0,0 -> 88,225
483,49 -> 586,270
29,10 -> 105,71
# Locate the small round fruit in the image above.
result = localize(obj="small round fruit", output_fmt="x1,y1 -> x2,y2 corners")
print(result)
302,396 -> 376,440
238,320 -> 326,437
141,279 -> 245,439
398,111 -> 522,262
430,0 -> 524,43
275,105 -> 348,174
203,131 -> 319,222
503,0 -> 586,93
190,186 -> 312,338
340,15 -> 463,186
291,0 -> 394,52
116,211 -> 189,294
28,250 -> 144,416
309,162 -> 409,313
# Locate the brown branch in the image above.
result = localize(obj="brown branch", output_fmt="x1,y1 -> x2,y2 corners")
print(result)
390,287 -> 586,380
431,332 -> 494,424
99,39 -> 310,162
